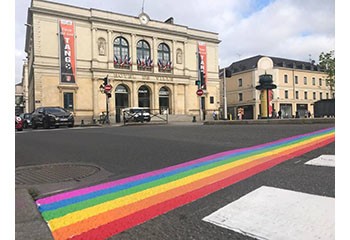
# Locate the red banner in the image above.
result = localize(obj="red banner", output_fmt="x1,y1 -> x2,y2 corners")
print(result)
198,42 -> 207,89
268,89 -> 273,117
59,19 -> 76,83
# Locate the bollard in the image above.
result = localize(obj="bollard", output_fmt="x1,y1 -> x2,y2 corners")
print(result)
192,116 -> 196,122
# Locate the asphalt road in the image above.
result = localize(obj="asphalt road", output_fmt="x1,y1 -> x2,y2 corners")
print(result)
15,123 -> 335,240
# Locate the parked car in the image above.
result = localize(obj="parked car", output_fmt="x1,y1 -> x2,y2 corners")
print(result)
15,116 -> 23,131
19,113 -> 32,128
122,107 -> 151,122
31,107 -> 74,129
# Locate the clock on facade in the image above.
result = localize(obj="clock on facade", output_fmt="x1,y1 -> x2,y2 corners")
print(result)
139,13 -> 150,25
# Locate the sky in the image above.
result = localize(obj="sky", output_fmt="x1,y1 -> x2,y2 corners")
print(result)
13,0 -> 335,84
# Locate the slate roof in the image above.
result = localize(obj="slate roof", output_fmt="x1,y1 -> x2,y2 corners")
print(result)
224,55 -> 323,75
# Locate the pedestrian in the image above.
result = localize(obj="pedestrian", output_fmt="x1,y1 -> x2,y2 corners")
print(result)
212,111 -> 217,120
272,109 -> 277,118
278,110 -> 282,119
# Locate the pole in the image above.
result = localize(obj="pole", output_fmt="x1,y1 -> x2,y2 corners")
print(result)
142,0 -> 145,12
197,51 -> 202,121
106,94 -> 109,124
223,68 -> 227,120
266,89 -> 269,119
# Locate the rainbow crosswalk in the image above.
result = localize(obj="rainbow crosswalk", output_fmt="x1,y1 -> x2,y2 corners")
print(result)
36,127 -> 335,240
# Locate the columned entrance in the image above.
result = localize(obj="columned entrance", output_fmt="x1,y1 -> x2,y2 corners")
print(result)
115,84 -> 129,122
138,85 -> 151,107
159,86 -> 171,114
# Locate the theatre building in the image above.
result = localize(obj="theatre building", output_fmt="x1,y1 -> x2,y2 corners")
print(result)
24,0 -> 221,123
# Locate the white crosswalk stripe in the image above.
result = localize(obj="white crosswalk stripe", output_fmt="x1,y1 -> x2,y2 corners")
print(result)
203,186 -> 334,240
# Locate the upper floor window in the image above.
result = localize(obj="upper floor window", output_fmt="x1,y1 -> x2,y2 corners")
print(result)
157,43 -> 172,72
312,77 -> 316,85
137,40 -> 152,70
210,96 -> 214,104
284,74 -> 288,83
304,77 -> 307,85
113,37 -> 130,69
137,40 -> 151,60
294,76 -> 298,84
238,78 -> 243,87
238,93 -> 243,101
304,91 -> 308,100
285,90 -> 289,99
319,78 -> 322,86
295,91 -> 299,99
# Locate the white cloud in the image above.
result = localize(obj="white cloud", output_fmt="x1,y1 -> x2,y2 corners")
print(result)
15,0 -> 335,83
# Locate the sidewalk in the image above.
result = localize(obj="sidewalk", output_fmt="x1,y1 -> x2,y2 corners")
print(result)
16,188 -> 53,240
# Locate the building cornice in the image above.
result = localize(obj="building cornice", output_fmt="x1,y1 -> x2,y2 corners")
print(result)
29,3 -> 220,44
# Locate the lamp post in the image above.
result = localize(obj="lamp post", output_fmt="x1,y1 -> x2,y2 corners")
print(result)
99,75 -> 112,124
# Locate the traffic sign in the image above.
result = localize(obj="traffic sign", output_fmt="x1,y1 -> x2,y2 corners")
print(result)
104,84 -> 112,92
196,89 -> 204,96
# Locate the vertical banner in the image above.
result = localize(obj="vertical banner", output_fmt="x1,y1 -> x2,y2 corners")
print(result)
59,19 -> 76,83
198,42 -> 207,89
268,89 -> 273,117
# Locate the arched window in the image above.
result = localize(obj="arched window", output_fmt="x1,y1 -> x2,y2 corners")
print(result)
137,40 -> 152,70
157,43 -> 172,72
137,40 -> 150,60
138,85 -> 151,107
158,43 -> 170,62
114,37 -> 130,68
159,86 -> 171,114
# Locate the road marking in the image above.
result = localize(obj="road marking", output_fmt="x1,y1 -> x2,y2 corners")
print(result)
35,128 -> 334,240
305,155 -> 335,167
203,186 -> 334,240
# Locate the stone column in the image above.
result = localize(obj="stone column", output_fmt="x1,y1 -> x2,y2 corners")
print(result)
153,37 -> 158,73
108,30 -> 113,69
184,83 -> 189,114
173,83 -> 178,114
172,40 -> 176,66
132,81 -> 138,107
93,77 -> 99,118
154,82 -> 159,112
131,34 -> 137,71
91,28 -> 97,60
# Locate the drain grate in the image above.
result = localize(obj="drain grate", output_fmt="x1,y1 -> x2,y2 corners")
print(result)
16,163 -> 101,185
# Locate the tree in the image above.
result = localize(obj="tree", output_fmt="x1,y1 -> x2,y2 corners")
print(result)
319,50 -> 335,96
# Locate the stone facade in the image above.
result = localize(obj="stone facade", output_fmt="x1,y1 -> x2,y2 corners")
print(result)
24,0 -> 221,123
222,56 -> 333,120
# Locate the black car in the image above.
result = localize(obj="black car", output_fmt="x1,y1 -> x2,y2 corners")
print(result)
31,107 -> 74,129
19,113 -> 32,128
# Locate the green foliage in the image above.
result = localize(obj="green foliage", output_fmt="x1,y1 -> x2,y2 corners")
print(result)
319,50 -> 335,92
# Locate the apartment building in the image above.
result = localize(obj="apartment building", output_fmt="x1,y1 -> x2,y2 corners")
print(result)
221,55 -> 333,119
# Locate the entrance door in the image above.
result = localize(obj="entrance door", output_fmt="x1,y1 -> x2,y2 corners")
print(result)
159,87 -> 170,114
138,85 -> 151,107
280,104 -> 292,118
115,85 -> 129,123
297,104 -> 308,118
